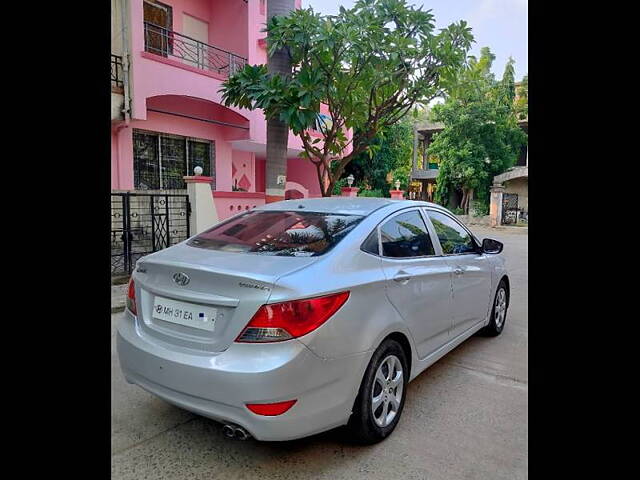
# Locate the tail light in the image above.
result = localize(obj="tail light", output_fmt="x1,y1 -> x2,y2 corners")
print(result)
126,278 -> 137,315
236,291 -> 350,343
246,399 -> 297,416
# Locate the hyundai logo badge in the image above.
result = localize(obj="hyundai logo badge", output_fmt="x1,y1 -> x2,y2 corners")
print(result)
172,272 -> 190,286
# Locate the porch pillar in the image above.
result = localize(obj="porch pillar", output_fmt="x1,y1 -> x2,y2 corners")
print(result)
341,187 -> 360,197
389,189 -> 405,200
184,175 -> 219,234
489,183 -> 505,227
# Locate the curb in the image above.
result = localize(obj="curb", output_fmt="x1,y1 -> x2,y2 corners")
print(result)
111,305 -> 125,314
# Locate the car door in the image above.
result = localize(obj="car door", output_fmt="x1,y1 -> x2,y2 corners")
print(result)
377,209 -> 453,359
424,209 -> 492,338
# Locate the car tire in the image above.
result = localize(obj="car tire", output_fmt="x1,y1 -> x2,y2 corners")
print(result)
347,338 -> 408,444
480,279 -> 509,336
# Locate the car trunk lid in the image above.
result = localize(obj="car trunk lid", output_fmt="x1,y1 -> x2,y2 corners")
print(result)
132,243 -> 317,353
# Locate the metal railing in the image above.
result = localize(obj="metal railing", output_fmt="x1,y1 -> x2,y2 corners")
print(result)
111,54 -> 124,89
143,22 -> 247,77
111,192 -> 191,275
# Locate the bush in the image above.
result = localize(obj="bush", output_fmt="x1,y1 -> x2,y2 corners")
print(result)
332,178 -> 347,196
358,189 -> 385,198
470,200 -> 489,217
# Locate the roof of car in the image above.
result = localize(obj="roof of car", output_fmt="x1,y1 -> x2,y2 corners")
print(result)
256,197 -> 443,216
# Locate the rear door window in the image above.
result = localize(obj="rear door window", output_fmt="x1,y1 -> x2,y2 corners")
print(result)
361,229 -> 380,255
379,210 -> 435,258
187,210 -> 363,256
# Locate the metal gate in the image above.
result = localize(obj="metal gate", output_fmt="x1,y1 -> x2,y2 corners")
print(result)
502,193 -> 519,225
111,192 -> 191,275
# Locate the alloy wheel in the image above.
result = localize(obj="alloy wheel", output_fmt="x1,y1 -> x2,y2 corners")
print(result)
495,287 -> 507,329
371,355 -> 404,428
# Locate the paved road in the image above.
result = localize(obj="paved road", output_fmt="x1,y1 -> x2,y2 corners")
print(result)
111,226 -> 527,480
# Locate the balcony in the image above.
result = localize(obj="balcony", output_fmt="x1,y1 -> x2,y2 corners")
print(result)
411,163 -> 439,180
143,22 -> 246,78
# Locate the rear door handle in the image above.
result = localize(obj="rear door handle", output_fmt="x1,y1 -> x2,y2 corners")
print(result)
454,267 -> 464,275
393,271 -> 412,284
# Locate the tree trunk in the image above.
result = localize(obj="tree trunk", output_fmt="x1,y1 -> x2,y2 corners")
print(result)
460,189 -> 468,214
265,0 -> 295,203
460,187 -> 473,214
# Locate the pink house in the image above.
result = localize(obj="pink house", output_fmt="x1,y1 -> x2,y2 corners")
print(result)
111,0 -> 341,221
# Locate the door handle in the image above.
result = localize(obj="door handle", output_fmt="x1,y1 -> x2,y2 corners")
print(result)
454,267 -> 464,276
393,271 -> 412,284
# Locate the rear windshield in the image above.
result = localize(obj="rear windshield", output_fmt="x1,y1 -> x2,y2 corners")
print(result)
187,210 -> 364,256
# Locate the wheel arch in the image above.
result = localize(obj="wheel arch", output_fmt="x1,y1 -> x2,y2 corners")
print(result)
384,331 -> 413,376
499,274 -> 511,306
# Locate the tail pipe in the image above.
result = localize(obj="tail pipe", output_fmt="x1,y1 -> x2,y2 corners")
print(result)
222,423 -> 251,440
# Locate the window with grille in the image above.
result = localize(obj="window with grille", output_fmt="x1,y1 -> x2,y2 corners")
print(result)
133,129 -> 215,190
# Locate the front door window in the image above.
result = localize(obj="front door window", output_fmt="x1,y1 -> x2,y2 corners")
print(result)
427,210 -> 476,255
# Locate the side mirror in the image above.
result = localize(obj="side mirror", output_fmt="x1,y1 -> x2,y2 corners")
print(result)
482,238 -> 503,254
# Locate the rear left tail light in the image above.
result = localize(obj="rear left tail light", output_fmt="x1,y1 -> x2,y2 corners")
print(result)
126,278 -> 137,315
236,291 -> 350,343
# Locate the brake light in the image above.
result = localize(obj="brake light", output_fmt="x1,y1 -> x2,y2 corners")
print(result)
126,278 -> 137,315
236,291 -> 350,342
246,400 -> 297,416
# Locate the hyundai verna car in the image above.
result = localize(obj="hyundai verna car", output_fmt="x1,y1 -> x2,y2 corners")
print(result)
117,198 -> 509,444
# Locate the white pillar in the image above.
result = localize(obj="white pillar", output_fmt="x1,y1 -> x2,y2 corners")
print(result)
184,175 -> 219,234
490,183 -> 505,227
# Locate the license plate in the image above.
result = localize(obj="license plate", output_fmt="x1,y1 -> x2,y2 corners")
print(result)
152,296 -> 217,332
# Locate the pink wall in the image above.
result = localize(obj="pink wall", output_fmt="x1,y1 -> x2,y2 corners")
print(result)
213,192 -> 266,221
209,0 -> 248,59
287,158 -> 322,197
232,150 -> 255,192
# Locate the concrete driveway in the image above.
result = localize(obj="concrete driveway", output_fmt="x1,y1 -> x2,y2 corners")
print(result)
111,226 -> 527,480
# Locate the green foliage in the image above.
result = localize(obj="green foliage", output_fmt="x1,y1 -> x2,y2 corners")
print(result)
515,75 -> 528,120
430,47 -> 527,210
358,188 -> 385,198
344,118 -> 414,193
220,0 -> 473,196
331,177 -> 347,195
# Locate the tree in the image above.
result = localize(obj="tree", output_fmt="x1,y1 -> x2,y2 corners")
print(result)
220,0 -> 473,197
430,48 -> 527,213
515,74 -> 528,120
344,118 -> 414,194
265,0 -> 295,202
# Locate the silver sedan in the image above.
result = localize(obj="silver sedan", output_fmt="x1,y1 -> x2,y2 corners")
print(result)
117,197 -> 509,443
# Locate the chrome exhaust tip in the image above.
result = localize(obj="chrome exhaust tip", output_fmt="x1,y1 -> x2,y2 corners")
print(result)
222,424 -> 236,439
234,426 -> 250,441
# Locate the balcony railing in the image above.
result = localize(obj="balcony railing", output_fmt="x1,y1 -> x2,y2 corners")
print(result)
144,22 -> 247,77
111,54 -> 124,90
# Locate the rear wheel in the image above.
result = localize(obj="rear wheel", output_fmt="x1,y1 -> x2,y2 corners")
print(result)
480,279 -> 509,336
348,339 -> 408,444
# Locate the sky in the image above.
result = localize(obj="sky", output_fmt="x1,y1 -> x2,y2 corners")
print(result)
304,0 -> 528,81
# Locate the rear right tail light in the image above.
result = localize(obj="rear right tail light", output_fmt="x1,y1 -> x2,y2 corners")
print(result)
126,278 -> 137,315
246,400 -> 297,416
236,291 -> 350,343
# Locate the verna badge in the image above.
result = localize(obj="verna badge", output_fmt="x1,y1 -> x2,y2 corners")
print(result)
172,272 -> 190,286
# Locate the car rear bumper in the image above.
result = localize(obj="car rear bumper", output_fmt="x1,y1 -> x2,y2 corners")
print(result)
116,311 -> 369,441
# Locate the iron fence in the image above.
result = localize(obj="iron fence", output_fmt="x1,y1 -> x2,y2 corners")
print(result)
143,22 -> 247,77
501,193 -> 519,225
111,54 -> 124,89
111,192 -> 191,275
